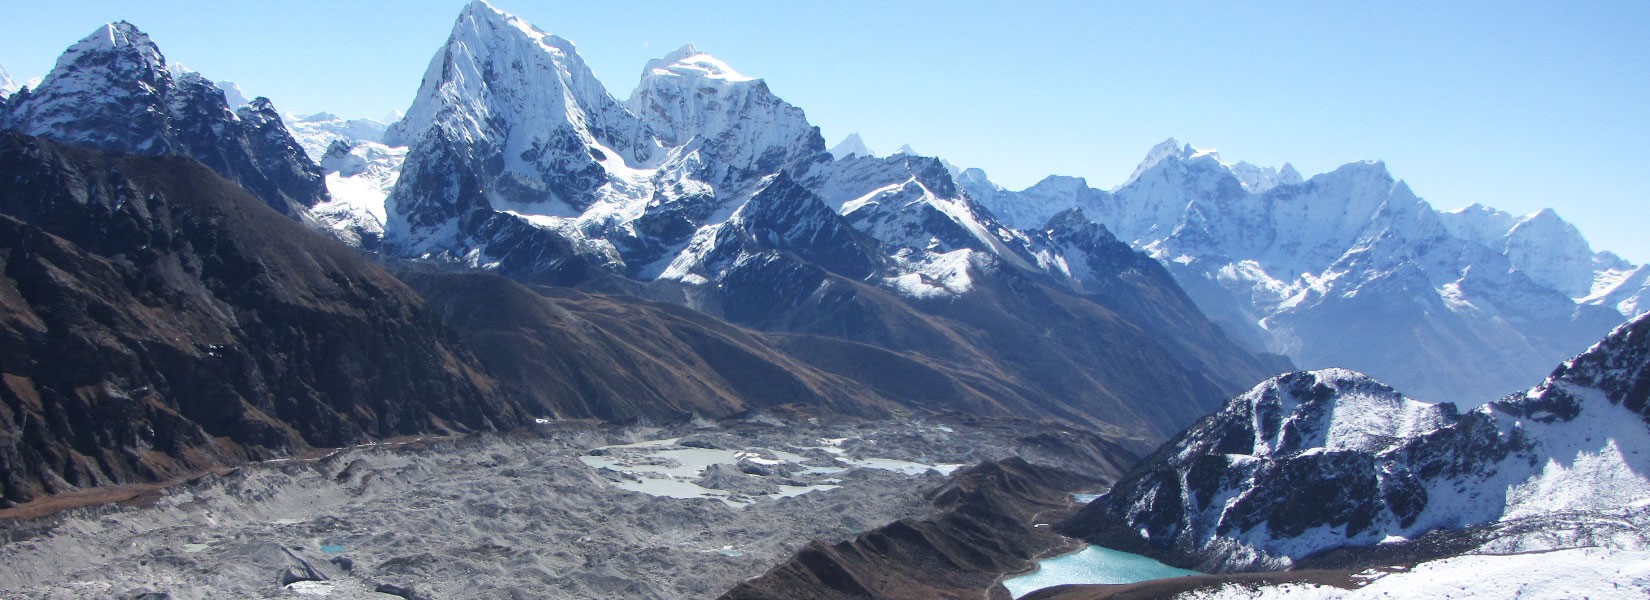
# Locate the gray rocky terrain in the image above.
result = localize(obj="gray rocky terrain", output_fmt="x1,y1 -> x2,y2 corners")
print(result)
0,416 -> 1125,599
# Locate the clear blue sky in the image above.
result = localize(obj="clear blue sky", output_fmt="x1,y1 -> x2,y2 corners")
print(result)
3,1 -> 1647,262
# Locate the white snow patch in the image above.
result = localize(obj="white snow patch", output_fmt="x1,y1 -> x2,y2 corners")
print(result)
1182,547 -> 1650,599
884,249 -> 976,299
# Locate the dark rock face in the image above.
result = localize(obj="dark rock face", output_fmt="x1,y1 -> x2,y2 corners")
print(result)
724,173 -> 885,281
1542,313 -> 1650,425
0,132 -> 516,506
382,128 -> 593,284
721,458 -> 1097,600
0,22 -> 328,219
399,271 -> 899,422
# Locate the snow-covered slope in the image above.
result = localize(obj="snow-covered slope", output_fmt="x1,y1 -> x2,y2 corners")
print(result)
1060,311 -> 1650,571
0,65 -> 19,98
0,22 -> 328,220
279,112 -> 401,247
1180,548 -> 1650,600
310,139 -> 403,248
283,112 -> 390,159
627,43 -> 824,191
970,139 -> 1640,404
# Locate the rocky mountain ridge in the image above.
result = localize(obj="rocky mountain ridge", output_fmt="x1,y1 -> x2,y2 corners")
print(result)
1059,311 -> 1650,572
0,23 -> 328,222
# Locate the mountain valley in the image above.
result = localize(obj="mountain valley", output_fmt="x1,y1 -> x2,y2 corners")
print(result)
1,1 -> 1647,598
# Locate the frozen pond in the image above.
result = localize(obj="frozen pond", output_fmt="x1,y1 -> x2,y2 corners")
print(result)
1002,545 -> 1201,598
579,436 -> 963,506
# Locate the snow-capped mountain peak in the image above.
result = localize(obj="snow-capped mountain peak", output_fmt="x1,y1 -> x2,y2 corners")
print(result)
0,21 -> 329,220
216,79 -> 251,108
628,40 -> 823,192
383,0 -> 657,243
1118,137 -> 1187,188
642,43 -> 753,83
60,22 -> 164,72
828,132 -> 874,159
0,64 -> 22,98
1118,138 -> 1298,193
1502,207 -> 1598,297
385,0 -> 646,161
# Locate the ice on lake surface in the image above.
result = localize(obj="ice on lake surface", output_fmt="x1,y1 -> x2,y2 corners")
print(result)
1002,545 -> 1201,598
579,436 -> 962,506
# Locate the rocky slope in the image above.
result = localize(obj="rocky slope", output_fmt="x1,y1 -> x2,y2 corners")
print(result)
1059,311 -> 1650,572
968,140 -> 1643,405
721,458 -> 1101,600
0,132 -> 517,507
399,270 -> 902,422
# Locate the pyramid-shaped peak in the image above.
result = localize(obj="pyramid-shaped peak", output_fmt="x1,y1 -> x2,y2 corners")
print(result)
828,133 -> 874,159
52,21 -> 166,76
450,0 -> 573,52
1278,163 -> 1303,185
76,22 -> 153,52
1119,137 -> 1190,188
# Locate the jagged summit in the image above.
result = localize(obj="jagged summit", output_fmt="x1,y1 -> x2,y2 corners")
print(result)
1118,137 -> 1301,193
382,0 -> 655,251
38,21 -> 167,96
387,0 -> 623,147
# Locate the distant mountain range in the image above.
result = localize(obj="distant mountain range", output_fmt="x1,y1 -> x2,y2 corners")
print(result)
965,141 -> 1646,404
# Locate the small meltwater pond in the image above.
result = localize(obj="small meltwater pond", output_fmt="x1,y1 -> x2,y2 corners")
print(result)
1002,545 -> 1201,598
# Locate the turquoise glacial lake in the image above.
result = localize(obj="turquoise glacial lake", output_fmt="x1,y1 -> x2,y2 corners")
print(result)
1002,545 -> 1202,598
